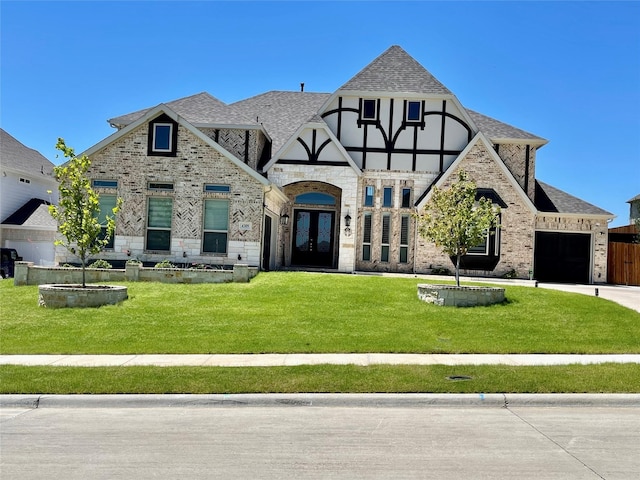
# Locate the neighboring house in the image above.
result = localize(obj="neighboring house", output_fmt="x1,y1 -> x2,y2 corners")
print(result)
628,194 -> 640,224
64,45 -> 613,283
0,129 -> 58,265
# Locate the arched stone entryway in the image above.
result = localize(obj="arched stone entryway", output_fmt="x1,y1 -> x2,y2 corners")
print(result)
282,182 -> 343,269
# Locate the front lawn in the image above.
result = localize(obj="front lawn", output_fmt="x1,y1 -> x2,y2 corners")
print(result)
2,272 -> 639,354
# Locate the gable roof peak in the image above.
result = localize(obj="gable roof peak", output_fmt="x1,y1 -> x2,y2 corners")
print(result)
338,45 -> 452,96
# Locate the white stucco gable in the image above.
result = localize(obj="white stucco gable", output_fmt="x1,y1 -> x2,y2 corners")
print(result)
264,120 -> 362,176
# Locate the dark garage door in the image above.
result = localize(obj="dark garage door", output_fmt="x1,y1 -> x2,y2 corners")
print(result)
534,232 -> 591,283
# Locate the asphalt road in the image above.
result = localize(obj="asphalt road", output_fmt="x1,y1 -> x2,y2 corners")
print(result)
2,396 -> 639,479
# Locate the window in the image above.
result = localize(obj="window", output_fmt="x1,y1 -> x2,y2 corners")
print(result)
148,114 -> 178,156
401,188 -> 411,208
383,187 -> 393,208
204,184 -> 231,193
148,182 -> 174,191
93,180 -> 118,188
362,213 -> 372,261
152,123 -> 173,152
203,199 -> 229,254
146,197 -> 172,251
364,185 -> 375,207
468,226 -> 500,256
362,99 -> 377,120
407,101 -> 421,121
400,215 -> 410,263
97,195 -> 117,249
294,192 -> 335,205
381,214 -> 390,262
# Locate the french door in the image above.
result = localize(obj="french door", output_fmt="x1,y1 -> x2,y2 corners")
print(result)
291,210 -> 335,267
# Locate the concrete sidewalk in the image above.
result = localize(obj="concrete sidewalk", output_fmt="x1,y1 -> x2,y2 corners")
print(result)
1,353 -> 639,367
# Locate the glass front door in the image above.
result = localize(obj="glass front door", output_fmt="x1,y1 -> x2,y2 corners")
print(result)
291,210 -> 335,267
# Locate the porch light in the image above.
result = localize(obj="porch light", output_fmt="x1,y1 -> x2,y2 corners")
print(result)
344,213 -> 351,227
280,213 -> 290,226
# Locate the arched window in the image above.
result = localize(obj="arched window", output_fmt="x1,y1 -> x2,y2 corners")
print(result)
294,192 -> 336,205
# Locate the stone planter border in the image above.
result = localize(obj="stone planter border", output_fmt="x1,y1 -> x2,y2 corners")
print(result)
38,284 -> 128,309
417,283 -> 505,307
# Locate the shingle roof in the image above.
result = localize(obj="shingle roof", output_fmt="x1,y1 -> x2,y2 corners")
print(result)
535,181 -> 612,216
1,198 -> 56,227
0,129 -> 55,175
627,194 -> 640,203
108,92 -> 257,128
231,91 -> 331,154
467,110 -> 547,144
339,45 -> 452,95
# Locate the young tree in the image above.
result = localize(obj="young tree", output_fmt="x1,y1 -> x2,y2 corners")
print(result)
416,170 -> 499,286
49,139 -> 121,287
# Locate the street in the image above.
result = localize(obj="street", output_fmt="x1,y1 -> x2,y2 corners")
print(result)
2,395 -> 639,479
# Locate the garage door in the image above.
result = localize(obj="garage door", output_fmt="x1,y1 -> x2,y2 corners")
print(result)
534,232 -> 591,283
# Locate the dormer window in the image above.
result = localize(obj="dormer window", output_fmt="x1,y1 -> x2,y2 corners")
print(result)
362,99 -> 377,120
148,114 -> 178,156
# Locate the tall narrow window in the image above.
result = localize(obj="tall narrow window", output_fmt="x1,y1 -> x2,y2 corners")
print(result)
203,199 -> 229,254
364,185 -> 375,207
362,213 -> 372,261
401,188 -> 411,208
383,187 -> 393,208
97,195 -> 117,249
400,215 -> 410,263
146,197 -> 172,251
381,214 -> 390,262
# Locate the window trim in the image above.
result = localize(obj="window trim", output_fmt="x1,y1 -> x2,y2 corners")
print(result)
399,215 -> 410,263
97,194 -> 117,250
204,184 -> 231,193
92,179 -> 118,189
152,123 -> 173,153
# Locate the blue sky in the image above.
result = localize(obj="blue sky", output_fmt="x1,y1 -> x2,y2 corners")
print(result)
1,1 -> 638,226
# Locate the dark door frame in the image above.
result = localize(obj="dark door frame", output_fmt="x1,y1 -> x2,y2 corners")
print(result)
291,209 -> 336,268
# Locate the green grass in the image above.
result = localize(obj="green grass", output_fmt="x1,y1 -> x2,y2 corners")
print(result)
2,272 -> 639,354
1,364 -> 639,394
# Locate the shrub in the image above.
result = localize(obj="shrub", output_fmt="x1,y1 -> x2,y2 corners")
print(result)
154,260 -> 177,269
430,267 -> 451,276
126,259 -> 142,265
502,269 -> 518,279
88,259 -> 113,269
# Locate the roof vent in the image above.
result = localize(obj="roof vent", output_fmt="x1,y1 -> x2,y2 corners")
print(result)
300,82 -> 305,92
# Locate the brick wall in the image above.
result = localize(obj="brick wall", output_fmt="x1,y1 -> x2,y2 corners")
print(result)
415,141 -> 536,278
57,123 -> 267,266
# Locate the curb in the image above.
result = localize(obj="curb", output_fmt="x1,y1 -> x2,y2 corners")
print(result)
2,393 -> 640,409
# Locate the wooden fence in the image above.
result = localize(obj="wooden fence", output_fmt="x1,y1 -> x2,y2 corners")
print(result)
608,242 -> 640,286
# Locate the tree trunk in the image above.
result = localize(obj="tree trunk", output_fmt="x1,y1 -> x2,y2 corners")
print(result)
81,257 -> 86,288
455,252 -> 461,287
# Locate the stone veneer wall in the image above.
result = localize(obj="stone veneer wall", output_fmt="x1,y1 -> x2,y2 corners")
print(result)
268,164 -> 358,272
535,215 -> 608,283
414,141 -> 536,279
495,143 -> 537,201
355,171 -> 438,273
63,124 -> 267,267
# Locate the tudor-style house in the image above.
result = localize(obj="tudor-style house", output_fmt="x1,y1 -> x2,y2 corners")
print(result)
58,46 -> 613,283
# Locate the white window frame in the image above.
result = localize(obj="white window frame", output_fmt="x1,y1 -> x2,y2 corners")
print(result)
152,123 -> 174,153
406,101 -> 421,122
362,99 -> 377,120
